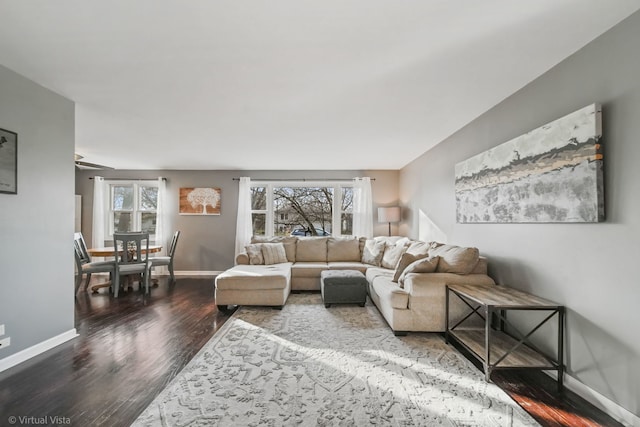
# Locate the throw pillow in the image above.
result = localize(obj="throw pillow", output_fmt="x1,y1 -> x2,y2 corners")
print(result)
245,244 -> 264,265
429,244 -> 479,274
392,252 -> 429,282
381,242 -> 409,269
251,236 -> 297,262
261,242 -> 288,265
405,241 -> 432,256
361,239 -> 386,266
394,237 -> 411,247
398,256 -> 440,288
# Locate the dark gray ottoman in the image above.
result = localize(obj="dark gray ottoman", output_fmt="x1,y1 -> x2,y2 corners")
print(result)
320,270 -> 368,308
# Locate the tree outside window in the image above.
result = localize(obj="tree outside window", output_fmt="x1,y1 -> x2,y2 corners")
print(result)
251,186 -> 267,236
274,187 -> 333,236
250,182 -> 353,237
341,187 -> 353,235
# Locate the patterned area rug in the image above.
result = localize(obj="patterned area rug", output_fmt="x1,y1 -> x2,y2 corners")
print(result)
133,294 -> 538,426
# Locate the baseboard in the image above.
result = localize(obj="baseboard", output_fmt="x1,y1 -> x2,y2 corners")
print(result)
92,271 -> 223,277
0,329 -> 78,373
547,371 -> 639,426
175,270 -> 222,276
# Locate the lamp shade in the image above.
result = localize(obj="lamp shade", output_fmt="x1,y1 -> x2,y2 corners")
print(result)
378,207 -> 400,223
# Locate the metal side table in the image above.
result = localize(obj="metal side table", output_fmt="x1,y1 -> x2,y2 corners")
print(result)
446,283 -> 565,391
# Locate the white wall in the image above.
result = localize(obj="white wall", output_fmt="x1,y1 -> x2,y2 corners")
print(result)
0,65 -> 76,363
400,12 -> 640,419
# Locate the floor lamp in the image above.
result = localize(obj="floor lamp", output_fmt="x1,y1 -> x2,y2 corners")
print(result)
378,207 -> 400,236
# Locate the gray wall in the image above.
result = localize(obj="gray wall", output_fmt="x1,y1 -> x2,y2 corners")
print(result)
400,12 -> 640,417
75,169 -> 399,272
0,65 -> 75,359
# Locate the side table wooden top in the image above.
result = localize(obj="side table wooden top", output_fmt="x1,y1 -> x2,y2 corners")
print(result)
447,283 -> 562,309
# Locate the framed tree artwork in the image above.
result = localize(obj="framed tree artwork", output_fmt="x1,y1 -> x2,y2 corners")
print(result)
179,187 -> 221,215
0,128 -> 17,195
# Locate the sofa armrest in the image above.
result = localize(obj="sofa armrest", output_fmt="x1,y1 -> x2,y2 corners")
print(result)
401,272 -> 496,331
403,273 -> 495,296
236,252 -> 249,265
390,287 -> 410,309
470,256 -> 489,275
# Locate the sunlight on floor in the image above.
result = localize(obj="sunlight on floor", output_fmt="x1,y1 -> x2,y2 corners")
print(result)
233,318 -> 520,420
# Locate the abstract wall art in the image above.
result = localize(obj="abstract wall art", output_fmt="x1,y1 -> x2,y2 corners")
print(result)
179,187 -> 221,215
455,103 -> 603,223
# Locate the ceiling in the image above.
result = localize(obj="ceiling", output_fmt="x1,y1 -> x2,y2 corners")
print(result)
0,1 -> 638,171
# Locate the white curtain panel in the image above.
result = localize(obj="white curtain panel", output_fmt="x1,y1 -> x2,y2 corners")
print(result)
235,177 -> 253,260
352,177 -> 373,238
155,177 -> 167,260
92,176 -> 106,249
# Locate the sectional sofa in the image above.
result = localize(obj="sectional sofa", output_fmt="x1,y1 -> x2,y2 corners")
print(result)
215,235 -> 495,334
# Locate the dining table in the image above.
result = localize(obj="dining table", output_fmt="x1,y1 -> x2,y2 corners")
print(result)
87,245 -> 163,293
87,245 -> 162,258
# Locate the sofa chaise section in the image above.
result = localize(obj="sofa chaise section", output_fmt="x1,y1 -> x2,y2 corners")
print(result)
214,263 -> 292,310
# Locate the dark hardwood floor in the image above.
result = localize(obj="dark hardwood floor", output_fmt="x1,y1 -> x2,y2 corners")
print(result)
0,276 -> 236,427
452,341 -> 624,427
493,370 -> 623,427
0,277 -> 623,427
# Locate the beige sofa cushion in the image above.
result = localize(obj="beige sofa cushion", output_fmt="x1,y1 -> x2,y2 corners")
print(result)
429,244 -> 479,274
328,261 -> 368,273
215,263 -> 291,291
245,244 -> 264,265
295,237 -> 328,262
291,262 -> 329,278
261,243 -> 288,265
327,237 -> 361,262
362,239 -> 385,266
366,267 -> 394,283
252,236 -> 297,262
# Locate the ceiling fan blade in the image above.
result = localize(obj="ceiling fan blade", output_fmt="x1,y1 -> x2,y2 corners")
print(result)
75,160 -> 115,170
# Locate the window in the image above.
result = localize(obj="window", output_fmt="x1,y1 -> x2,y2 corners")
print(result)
250,181 -> 353,237
107,181 -> 158,239
250,186 -> 267,236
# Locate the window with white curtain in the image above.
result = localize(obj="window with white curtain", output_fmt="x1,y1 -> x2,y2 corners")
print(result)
105,180 -> 159,240
250,181 -> 353,237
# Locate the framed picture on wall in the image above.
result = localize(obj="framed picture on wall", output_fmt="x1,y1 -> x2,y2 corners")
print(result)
0,128 -> 17,195
179,187 -> 221,215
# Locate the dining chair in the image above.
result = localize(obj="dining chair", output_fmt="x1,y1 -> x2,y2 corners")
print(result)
73,232 -> 115,295
112,232 -> 151,298
150,231 -> 181,283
